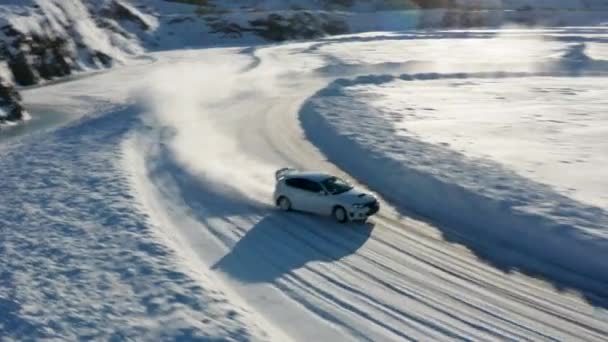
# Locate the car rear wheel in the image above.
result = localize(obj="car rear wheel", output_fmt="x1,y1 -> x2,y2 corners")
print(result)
333,206 -> 348,223
278,197 -> 292,211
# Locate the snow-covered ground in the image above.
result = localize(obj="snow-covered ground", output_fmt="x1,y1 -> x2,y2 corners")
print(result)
0,55 -> 276,341
302,27 -> 608,282
374,76 -> 608,209
2,25 -> 607,340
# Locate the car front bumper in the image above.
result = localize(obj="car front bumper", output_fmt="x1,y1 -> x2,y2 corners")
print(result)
349,201 -> 380,220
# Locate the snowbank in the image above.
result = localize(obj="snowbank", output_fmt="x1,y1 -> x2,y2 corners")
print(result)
300,73 -> 608,283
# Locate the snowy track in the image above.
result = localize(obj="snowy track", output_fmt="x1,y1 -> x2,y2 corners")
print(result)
2,29 -> 608,340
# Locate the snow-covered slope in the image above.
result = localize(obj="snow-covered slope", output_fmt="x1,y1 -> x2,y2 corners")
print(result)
2,0 -> 608,125
0,0 -> 154,85
0,0 -> 156,124
170,0 -> 608,11
156,0 -> 608,47
0,55 -> 278,341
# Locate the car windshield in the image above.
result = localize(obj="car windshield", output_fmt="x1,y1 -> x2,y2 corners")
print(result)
322,176 -> 353,195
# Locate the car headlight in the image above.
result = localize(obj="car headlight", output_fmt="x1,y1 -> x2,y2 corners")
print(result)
352,203 -> 365,209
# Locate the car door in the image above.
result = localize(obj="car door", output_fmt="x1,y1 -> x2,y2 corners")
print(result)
284,178 -> 323,213
298,179 -> 328,215
284,178 -> 312,212
315,183 -> 336,216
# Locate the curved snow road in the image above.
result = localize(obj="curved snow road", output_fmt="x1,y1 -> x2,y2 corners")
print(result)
130,41 -> 608,340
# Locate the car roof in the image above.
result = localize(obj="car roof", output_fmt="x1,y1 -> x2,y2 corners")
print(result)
284,171 -> 333,182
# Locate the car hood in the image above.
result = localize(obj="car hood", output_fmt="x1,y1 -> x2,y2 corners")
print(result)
333,188 -> 376,205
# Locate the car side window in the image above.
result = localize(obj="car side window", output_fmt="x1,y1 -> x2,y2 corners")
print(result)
285,178 -> 323,193
285,178 -> 305,190
299,179 -> 323,193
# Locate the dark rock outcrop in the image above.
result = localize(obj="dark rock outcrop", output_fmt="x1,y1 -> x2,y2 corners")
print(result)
207,19 -> 246,38
2,32 -> 73,86
101,0 -> 152,31
249,11 -> 348,41
441,9 -> 486,28
205,10 -> 349,42
0,78 -> 26,123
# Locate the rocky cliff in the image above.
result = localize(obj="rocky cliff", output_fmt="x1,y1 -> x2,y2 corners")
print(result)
0,0 -> 155,124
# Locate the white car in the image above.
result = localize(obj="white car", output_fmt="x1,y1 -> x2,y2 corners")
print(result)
273,168 -> 380,223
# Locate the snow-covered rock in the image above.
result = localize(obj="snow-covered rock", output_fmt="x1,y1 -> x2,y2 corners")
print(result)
0,77 -> 27,124
155,0 -> 608,47
0,0 -> 152,87
0,0 -> 157,125
244,11 -> 348,41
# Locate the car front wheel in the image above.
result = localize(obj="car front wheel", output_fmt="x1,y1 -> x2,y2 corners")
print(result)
278,196 -> 292,211
333,206 -> 348,223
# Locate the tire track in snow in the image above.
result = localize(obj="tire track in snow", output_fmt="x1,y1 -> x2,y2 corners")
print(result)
261,214 -> 592,341
138,135 -> 452,340
149,144 -> 606,341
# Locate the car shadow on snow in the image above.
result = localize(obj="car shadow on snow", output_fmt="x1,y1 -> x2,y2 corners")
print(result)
212,212 -> 374,284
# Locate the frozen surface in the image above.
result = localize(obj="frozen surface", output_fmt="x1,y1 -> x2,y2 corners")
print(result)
369,76 -> 608,209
